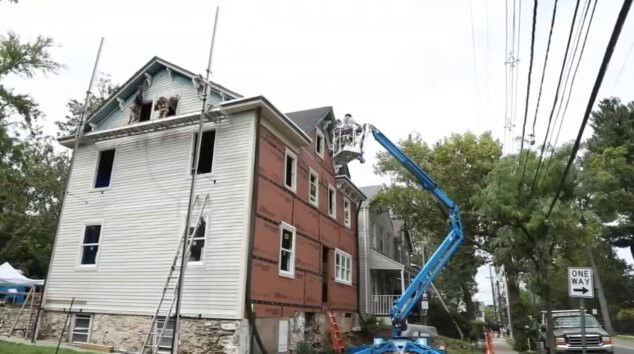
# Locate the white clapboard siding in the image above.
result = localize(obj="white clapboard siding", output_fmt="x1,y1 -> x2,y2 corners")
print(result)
45,110 -> 256,320
97,68 -> 223,131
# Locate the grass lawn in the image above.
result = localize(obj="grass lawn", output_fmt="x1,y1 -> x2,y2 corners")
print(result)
0,340 -> 95,354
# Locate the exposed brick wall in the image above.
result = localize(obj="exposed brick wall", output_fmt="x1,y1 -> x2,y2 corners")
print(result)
250,124 -> 358,316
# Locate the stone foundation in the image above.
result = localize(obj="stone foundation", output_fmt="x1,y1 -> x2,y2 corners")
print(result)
37,310 -> 244,353
0,306 -> 39,338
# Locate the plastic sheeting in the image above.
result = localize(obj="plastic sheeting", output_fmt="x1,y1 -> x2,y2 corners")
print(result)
0,262 -> 44,286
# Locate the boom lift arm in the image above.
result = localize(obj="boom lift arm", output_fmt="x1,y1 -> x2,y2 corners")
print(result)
335,123 -> 464,353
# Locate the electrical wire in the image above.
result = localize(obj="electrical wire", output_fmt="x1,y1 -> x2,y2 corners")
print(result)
610,39 -> 634,94
547,0 -> 633,217
518,0 -> 539,157
526,0 -> 581,203
538,0 -> 598,188
518,0 -> 559,196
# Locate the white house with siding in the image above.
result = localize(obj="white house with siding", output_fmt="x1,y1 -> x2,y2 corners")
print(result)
39,57 -> 318,353
357,185 -> 414,318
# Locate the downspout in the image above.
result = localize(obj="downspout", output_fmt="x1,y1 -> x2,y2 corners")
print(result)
244,108 -> 267,354
354,200 -> 366,330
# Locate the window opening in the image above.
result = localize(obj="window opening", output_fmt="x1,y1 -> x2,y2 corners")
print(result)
94,149 -> 115,188
81,225 -> 101,265
191,131 -> 216,174
71,314 -> 92,343
309,169 -> 319,206
279,223 -> 296,277
188,217 -> 206,263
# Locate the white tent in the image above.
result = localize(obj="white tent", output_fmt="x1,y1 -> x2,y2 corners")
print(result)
0,262 -> 44,286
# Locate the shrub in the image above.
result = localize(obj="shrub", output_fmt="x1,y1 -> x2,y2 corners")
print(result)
617,308 -> 634,321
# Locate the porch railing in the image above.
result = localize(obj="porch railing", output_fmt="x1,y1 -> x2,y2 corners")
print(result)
369,295 -> 399,315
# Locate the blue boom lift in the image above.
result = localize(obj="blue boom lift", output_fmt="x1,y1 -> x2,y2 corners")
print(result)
333,120 -> 464,354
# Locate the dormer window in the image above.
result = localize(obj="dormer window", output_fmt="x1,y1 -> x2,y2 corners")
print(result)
315,129 -> 325,158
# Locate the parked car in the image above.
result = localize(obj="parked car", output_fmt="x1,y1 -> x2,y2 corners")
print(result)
540,310 -> 613,353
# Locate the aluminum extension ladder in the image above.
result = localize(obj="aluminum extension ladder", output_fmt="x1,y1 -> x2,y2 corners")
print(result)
141,194 -> 210,354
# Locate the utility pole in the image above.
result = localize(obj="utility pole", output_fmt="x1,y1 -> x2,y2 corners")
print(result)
488,265 -> 499,322
586,247 -> 614,334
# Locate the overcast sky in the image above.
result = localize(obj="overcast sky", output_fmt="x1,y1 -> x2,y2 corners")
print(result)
2,0 -> 633,306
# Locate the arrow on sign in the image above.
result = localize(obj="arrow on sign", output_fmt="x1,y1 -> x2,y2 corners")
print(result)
573,287 -> 589,294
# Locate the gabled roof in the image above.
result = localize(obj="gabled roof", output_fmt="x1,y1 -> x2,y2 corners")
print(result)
86,56 -> 242,126
359,185 -> 383,207
285,106 -> 333,133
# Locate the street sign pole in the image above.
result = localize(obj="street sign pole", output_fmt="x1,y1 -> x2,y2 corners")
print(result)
580,297 -> 586,354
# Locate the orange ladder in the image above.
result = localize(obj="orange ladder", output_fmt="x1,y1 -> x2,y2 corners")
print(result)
325,308 -> 344,353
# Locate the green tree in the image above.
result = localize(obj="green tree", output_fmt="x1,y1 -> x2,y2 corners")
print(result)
582,98 -> 634,258
373,132 -> 502,326
55,75 -> 117,137
0,31 -> 60,126
474,146 -> 592,352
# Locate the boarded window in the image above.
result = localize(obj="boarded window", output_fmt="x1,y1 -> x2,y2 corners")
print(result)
328,185 -> 336,217
81,225 -> 101,265
192,131 -> 216,174
71,314 -> 92,343
188,217 -> 206,263
94,149 -> 115,188
308,169 -> 319,206
279,222 -> 296,277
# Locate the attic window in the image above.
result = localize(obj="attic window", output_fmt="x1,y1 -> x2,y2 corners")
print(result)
139,101 -> 152,122
315,129 -> 325,158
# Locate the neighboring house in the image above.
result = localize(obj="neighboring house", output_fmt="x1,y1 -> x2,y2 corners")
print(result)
358,185 -> 414,318
40,57 -> 364,353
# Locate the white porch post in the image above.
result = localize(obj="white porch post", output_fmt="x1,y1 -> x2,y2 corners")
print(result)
400,265 -> 405,294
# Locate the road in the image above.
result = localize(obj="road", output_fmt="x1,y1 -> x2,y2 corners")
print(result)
615,338 -> 634,354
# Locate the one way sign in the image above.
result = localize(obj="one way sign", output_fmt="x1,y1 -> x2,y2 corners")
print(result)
568,267 -> 594,298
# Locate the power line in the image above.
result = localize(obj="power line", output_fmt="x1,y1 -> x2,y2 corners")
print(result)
539,0 -> 598,187
518,0 -> 559,196
547,0 -> 633,218
518,0 -> 539,157
526,0 -> 581,202
611,39 -> 634,93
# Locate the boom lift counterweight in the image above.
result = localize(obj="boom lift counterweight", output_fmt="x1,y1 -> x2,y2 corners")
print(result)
333,121 -> 464,354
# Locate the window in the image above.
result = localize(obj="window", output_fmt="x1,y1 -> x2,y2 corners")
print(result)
328,185 -> 336,218
188,217 -> 206,263
278,222 -> 296,278
284,149 -> 297,192
94,149 -> 115,188
139,101 -> 152,121
191,130 -> 216,174
308,169 -> 319,207
315,129 -> 325,158
335,249 -> 352,285
343,198 -> 351,227
71,314 -> 92,343
153,316 -> 174,352
80,225 -> 101,265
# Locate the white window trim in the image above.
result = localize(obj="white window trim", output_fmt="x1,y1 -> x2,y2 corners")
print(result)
315,128 -> 325,159
327,184 -> 337,218
70,313 -> 93,344
308,168 -> 319,207
278,222 -> 296,278
189,129 -> 219,176
91,148 -> 117,191
284,148 -> 298,192
343,197 -> 351,228
334,249 -> 353,285
184,212 -> 209,265
77,222 -> 104,269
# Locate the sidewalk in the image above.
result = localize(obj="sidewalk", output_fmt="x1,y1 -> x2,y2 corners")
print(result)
492,336 -> 518,354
